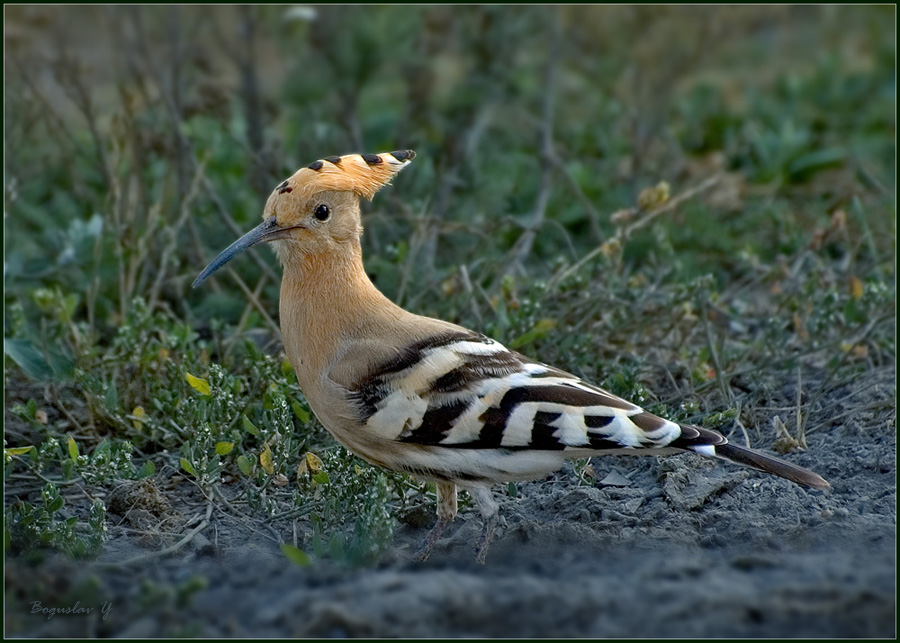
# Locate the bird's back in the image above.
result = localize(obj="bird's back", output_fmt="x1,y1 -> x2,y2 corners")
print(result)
326,325 -> 687,481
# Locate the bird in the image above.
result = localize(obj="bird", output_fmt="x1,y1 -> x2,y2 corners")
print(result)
193,150 -> 829,564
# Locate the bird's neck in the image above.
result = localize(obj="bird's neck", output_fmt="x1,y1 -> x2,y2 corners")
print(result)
278,241 -> 404,383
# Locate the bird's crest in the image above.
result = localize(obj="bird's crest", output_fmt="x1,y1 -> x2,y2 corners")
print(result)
273,150 -> 416,203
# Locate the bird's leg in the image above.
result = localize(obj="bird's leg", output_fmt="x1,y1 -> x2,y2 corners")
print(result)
413,518 -> 448,562
413,481 -> 457,562
469,486 -> 500,565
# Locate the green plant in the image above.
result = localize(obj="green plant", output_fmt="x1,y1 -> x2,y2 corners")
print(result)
4,483 -> 106,559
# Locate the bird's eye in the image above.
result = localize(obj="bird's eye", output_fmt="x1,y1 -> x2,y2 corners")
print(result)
314,204 -> 331,221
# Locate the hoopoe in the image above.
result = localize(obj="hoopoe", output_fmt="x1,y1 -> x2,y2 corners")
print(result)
193,150 -> 829,563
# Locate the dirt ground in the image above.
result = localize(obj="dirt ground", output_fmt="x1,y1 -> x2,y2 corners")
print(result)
5,365 -> 896,638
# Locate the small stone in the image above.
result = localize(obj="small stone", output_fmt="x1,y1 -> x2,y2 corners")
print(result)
599,471 -> 632,487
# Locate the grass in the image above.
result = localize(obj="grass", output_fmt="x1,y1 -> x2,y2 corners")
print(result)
3,5 -> 895,622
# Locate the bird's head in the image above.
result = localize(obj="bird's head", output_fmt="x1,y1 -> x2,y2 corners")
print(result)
193,150 -> 415,287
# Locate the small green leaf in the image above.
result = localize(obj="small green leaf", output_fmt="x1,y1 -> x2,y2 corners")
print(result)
5,446 -> 34,456
280,543 -> 312,567
4,339 -> 52,380
328,533 -> 345,560
104,384 -> 118,411
236,455 -> 253,475
131,406 -> 146,430
46,350 -> 74,380
63,293 -> 79,321
185,372 -> 211,396
242,415 -> 261,436
509,318 -> 557,349
259,445 -> 274,474
48,496 -> 64,513
787,148 -> 845,181
67,437 -> 79,463
32,288 -> 55,311
291,400 -> 310,423
180,458 -> 197,477
205,455 -> 222,474
139,460 -> 156,478
215,441 -> 235,456
395,240 -> 408,263
305,452 -> 323,473
312,471 -> 329,485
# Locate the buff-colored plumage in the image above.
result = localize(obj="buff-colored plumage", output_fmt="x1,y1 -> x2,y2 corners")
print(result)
194,149 -> 829,564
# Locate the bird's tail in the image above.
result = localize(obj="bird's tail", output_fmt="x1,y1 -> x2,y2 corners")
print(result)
712,442 -> 830,489
673,424 -> 830,489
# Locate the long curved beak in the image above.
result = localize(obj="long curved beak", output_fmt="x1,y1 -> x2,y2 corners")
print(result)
192,217 -> 294,288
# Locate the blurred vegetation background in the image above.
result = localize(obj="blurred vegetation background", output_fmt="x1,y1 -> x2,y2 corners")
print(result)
6,5 -> 894,326
3,4 -> 895,579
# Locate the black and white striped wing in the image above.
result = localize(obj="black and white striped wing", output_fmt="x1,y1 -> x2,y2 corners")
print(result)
350,330 -> 688,454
